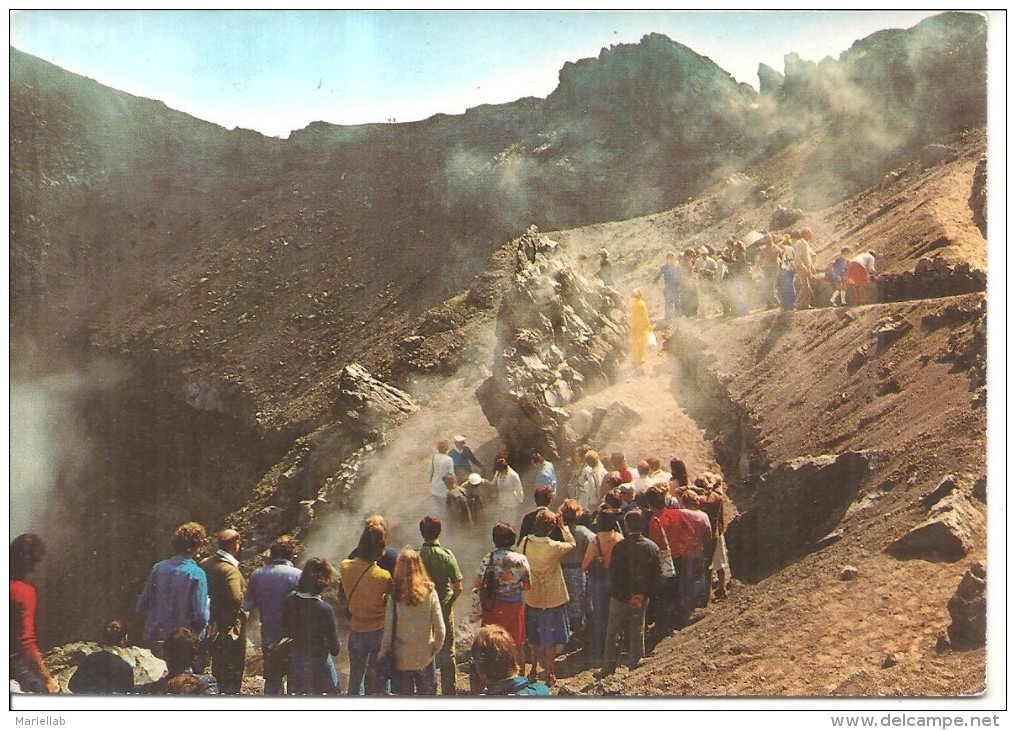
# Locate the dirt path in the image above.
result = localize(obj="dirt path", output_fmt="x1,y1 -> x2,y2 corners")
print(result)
576,334 -> 721,481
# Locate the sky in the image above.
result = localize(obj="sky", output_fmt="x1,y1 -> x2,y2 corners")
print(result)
9,9 -> 950,139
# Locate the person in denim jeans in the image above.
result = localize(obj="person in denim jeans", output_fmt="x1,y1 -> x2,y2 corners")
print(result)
243,536 -> 302,695
340,523 -> 393,695
282,558 -> 341,695
418,516 -> 463,695
379,549 -> 445,696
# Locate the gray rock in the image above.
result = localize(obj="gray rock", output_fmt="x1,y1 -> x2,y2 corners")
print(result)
888,495 -> 984,561
921,144 -> 958,167
840,565 -> 858,581
946,561 -> 987,648
477,252 -> 627,463
920,474 -> 959,508
45,643 -> 167,693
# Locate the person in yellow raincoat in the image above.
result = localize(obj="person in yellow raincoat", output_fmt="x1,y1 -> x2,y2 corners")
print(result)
630,289 -> 652,365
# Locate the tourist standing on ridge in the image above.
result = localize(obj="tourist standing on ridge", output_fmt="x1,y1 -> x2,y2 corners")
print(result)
136,522 -> 210,657
419,516 -> 464,696
450,435 -> 484,484
778,235 -> 797,311
341,522 -> 393,695
653,252 -> 683,319
10,533 -> 59,694
630,288 -> 653,366
595,510 -> 660,680
199,528 -> 248,695
596,248 -> 614,285
681,247 -> 700,317
756,233 -> 782,308
243,535 -> 302,695
830,246 -> 852,306
794,228 -> 818,309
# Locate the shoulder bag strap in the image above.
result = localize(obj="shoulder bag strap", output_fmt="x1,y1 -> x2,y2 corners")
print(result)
652,515 -> 672,555
347,563 -> 373,604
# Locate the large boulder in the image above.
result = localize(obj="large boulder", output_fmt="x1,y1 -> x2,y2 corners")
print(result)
476,239 -> 628,465
44,643 -> 167,694
727,451 -> 873,579
888,494 -> 984,561
946,561 -> 987,648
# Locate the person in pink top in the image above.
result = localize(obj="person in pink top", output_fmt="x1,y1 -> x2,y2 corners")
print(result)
644,485 -> 691,636
677,491 -> 713,617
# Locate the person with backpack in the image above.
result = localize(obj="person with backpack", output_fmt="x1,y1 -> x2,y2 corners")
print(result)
471,625 -> 550,696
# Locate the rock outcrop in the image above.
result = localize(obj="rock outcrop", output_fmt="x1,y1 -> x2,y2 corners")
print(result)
476,235 -> 628,464
946,561 -> 987,648
223,364 -> 417,554
44,643 -> 167,693
888,494 -> 984,561
727,451 -> 874,579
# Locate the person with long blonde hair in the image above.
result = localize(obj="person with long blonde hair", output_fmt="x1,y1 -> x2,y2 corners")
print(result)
378,548 -> 446,695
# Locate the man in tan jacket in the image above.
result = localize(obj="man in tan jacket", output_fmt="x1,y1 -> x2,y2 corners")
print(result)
199,529 -> 247,695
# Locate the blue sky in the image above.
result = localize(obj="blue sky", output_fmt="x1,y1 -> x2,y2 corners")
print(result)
9,10 -> 955,138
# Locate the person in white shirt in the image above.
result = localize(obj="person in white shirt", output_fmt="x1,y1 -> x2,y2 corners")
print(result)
491,457 -> 524,518
846,251 -> 878,304
577,450 -> 608,513
429,440 -> 456,508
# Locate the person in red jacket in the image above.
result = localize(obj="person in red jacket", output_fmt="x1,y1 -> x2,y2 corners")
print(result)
10,533 -> 58,693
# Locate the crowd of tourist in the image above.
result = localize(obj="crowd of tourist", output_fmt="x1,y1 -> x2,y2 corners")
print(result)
641,229 -> 878,320
10,437 -> 730,698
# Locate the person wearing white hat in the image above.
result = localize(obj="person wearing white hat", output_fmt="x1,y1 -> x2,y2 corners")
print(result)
450,436 -> 483,484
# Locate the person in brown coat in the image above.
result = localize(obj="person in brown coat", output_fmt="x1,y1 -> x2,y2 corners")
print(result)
199,528 -> 247,694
